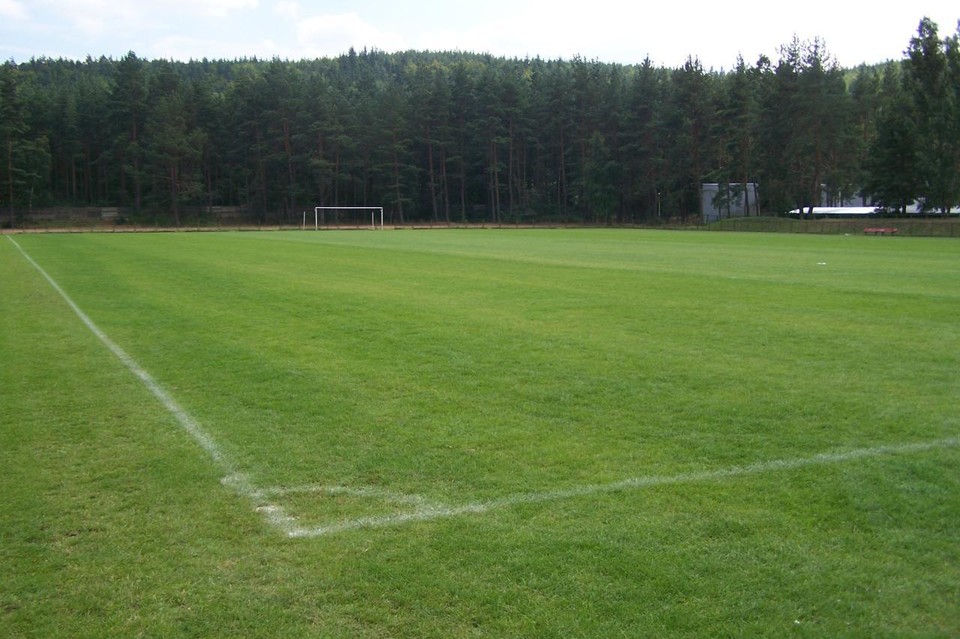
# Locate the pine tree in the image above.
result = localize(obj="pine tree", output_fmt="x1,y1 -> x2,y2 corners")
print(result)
622,58 -> 667,222
143,66 -> 206,226
865,63 -> 922,213
0,63 -> 49,226
904,18 -> 960,212
110,52 -> 148,211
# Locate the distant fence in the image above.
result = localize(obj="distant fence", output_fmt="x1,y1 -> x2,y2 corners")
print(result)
4,206 -> 253,229
6,208 -> 959,237
708,216 -> 960,237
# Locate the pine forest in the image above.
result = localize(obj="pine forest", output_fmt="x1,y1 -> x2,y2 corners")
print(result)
1,17 -> 958,228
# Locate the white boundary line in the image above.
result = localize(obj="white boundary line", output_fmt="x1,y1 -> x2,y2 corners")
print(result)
6,235 -> 297,534
256,483 -> 434,506
9,235 -> 957,540
283,436 -> 959,538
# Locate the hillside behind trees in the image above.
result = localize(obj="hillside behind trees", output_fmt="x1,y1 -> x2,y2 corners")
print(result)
2,17 -> 958,227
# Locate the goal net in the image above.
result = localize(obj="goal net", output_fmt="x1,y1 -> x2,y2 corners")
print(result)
307,206 -> 384,230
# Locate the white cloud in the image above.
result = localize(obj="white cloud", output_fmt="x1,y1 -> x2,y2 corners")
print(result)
36,0 -> 141,38
1,0 -> 956,66
296,13 -> 407,57
151,34 -> 226,60
151,33 -> 284,60
48,0 -> 256,34
0,0 -> 27,21
273,0 -> 300,20
188,0 -> 259,18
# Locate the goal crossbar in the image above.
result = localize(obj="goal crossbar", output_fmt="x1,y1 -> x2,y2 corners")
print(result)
309,206 -> 384,230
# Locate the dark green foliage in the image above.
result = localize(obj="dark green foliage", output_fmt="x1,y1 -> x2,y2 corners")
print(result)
3,20 -> 959,226
903,18 -> 960,213
754,38 -> 858,215
1,63 -> 50,226
865,63 -> 923,213
110,52 -> 148,211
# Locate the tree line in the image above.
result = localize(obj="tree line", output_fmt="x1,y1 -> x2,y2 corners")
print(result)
2,17 -> 958,228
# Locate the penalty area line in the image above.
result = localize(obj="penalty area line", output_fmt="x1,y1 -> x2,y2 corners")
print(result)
6,235 -> 297,533
286,436 -> 959,539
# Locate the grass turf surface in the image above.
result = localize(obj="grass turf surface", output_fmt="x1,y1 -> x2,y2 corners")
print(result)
2,229 -> 958,636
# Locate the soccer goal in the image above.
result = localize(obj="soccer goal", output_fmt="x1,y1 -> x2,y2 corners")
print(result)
306,206 -> 384,230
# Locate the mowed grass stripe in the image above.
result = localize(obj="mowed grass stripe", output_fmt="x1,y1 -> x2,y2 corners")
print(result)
5,235 -> 304,535
286,436 -> 960,537
9,231 -> 959,502
5,235 -> 232,468
4,229 -> 960,637
10,230 -> 959,510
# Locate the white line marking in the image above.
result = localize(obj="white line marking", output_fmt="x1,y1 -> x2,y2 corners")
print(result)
257,483 -> 434,506
286,437 -> 959,538
10,236 -> 957,540
6,236 -> 296,531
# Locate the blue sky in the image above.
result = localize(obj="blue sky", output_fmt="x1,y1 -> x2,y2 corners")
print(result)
1,0 -> 957,69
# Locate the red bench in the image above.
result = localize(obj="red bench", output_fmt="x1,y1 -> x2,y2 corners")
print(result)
864,227 -> 898,235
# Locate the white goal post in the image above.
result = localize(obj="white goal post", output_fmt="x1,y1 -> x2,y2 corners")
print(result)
306,206 -> 384,230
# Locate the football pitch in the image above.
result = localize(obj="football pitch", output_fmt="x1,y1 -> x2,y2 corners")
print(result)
2,228 -> 958,637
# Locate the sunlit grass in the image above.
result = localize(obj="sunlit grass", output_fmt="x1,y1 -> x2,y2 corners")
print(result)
2,229 -> 958,637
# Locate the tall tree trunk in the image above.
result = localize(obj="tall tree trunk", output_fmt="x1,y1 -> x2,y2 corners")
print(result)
441,147 -> 450,223
170,165 -> 181,227
254,126 -> 267,222
558,126 -> 568,217
133,119 -> 142,211
391,133 -> 404,224
507,117 -> 515,218
284,117 -> 295,215
426,125 -> 438,222
489,139 -> 500,223
5,137 -> 13,228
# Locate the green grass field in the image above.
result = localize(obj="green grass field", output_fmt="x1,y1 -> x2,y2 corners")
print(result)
2,228 -> 958,637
